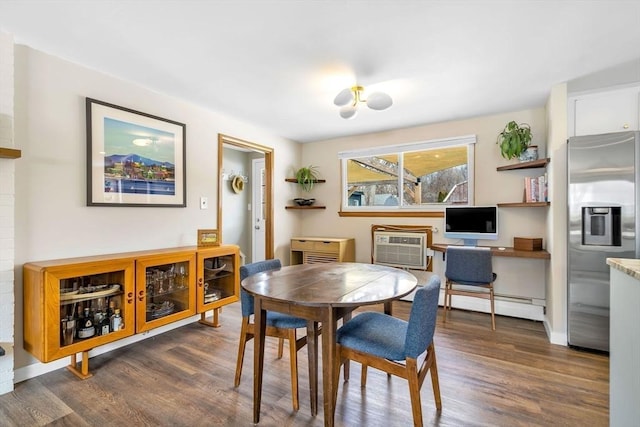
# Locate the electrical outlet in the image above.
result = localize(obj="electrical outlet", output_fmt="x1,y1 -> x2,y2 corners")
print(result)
200,197 -> 208,209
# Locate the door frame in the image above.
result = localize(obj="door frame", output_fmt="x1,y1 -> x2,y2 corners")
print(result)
217,134 -> 274,259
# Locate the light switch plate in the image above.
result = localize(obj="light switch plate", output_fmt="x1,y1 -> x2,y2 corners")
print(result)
200,197 -> 208,209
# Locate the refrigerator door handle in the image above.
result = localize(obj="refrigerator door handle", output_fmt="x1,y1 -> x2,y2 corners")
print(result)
636,131 -> 640,258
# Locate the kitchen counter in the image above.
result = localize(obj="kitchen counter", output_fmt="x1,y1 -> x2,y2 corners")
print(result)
606,257 -> 640,280
607,257 -> 640,427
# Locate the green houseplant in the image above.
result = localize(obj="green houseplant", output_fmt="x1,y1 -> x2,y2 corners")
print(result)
295,165 -> 320,192
496,121 -> 533,160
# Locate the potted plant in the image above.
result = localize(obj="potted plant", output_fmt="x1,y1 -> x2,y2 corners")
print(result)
496,121 -> 535,161
295,165 -> 320,192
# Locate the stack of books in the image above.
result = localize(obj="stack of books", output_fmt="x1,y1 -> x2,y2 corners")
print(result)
524,174 -> 548,202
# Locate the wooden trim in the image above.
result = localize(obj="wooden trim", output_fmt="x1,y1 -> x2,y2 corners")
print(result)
339,210 -> 444,218
0,147 -> 21,159
218,134 -> 274,259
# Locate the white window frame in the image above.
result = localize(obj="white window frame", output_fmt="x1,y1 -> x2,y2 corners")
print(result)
339,135 -> 476,212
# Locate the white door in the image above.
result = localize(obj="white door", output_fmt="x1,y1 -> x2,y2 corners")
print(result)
252,158 -> 266,262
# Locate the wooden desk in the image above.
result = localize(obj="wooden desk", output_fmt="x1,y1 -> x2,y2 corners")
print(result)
431,243 -> 550,259
241,262 -> 417,427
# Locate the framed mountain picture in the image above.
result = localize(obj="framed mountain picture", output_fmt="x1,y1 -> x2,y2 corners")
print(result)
86,98 -> 186,207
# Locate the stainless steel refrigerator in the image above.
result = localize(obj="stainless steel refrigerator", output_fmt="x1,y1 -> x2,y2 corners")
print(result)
568,131 -> 639,352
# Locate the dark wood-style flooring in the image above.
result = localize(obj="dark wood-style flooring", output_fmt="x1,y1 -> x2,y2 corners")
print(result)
0,301 -> 608,426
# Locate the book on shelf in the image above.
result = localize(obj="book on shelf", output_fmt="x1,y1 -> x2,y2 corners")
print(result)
524,174 -> 548,203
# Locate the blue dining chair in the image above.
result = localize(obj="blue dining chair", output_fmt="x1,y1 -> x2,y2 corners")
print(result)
234,259 -> 310,412
443,246 -> 497,330
334,276 -> 442,427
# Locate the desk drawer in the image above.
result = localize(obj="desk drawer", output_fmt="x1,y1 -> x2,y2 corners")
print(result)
291,239 -> 340,253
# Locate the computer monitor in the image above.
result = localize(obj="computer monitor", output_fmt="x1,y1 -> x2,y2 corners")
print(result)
444,206 -> 498,246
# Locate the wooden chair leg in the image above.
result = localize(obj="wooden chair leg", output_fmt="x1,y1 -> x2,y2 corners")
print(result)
277,337 -> 285,359
406,358 -> 423,427
360,364 -> 367,387
428,343 -> 442,411
490,287 -> 496,330
442,283 -> 449,323
287,329 -> 300,411
234,317 -> 251,387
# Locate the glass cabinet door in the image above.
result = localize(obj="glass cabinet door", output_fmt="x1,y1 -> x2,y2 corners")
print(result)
37,259 -> 135,362
197,246 -> 240,313
136,252 -> 196,333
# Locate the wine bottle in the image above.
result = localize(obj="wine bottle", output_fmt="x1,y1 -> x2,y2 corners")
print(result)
77,307 -> 95,339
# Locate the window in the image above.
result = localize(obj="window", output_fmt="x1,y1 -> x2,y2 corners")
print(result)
339,135 -> 476,213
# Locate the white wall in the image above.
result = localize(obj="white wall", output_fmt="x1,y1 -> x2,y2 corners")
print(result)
299,108 -> 550,320
0,31 -> 15,394
12,45 -> 301,375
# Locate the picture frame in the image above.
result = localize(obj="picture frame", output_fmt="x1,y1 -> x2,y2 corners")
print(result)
198,229 -> 220,247
86,98 -> 187,207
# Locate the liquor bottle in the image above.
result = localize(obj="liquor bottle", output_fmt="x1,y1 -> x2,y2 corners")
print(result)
93,310 -> 104,336
77,307 -> 96,339
110,308 -> 122,332
74,305 -> 83,338
94,310 -> 110,336
106,299 -> 115,319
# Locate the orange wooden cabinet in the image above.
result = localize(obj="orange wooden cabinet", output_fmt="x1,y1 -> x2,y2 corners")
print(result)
196,245 -> 240,327
23,245 -> 240,378
23,255 -> 137,378
134,249 -> 197,334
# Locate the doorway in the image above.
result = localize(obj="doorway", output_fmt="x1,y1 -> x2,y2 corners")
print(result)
218,134 -> 274,262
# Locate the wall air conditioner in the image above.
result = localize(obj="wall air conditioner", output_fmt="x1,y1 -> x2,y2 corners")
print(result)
373,231 -> 428,270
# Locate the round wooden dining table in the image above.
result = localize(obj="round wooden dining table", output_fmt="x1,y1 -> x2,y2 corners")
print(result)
241,262 -> 418,427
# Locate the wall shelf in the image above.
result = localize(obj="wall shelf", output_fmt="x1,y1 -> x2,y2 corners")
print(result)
431,243 -> 550,260
285,178 -> 326,183
285,205 -> 326,210
0,147 -> 22,159
498,201 -> 550,207
285,177 -> 326,209
496,158 -> 550,171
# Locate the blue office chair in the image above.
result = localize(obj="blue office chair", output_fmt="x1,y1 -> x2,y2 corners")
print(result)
443,246 -> 497,330
234,259 -> 310,412
334,276 -> 442,427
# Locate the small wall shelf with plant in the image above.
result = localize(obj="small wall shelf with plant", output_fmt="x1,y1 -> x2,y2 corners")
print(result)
496,122 -> 550,207
285,165 -> 326,209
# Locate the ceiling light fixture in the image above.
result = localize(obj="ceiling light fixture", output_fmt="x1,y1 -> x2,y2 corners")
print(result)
333,85 -> 393,119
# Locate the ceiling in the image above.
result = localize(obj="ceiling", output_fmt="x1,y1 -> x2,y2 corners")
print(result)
1,1 -> 640,143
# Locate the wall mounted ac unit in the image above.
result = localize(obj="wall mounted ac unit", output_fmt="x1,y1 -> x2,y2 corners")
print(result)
373,231 -> 427,270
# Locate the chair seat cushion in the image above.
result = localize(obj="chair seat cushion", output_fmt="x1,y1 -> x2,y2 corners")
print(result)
450,272 -> 497,286
266,311 -> 308,329
336,311 -> 407,361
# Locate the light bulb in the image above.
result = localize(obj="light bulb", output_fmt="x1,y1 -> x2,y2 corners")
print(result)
366,92 -> 393,110
339,105 -> 358,119
334,88 -> 354,107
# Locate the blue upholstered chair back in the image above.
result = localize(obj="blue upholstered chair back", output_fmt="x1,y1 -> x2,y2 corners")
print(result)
445,247 -> 494,284
239,259 -> 282,317
404,275 -> 441,359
